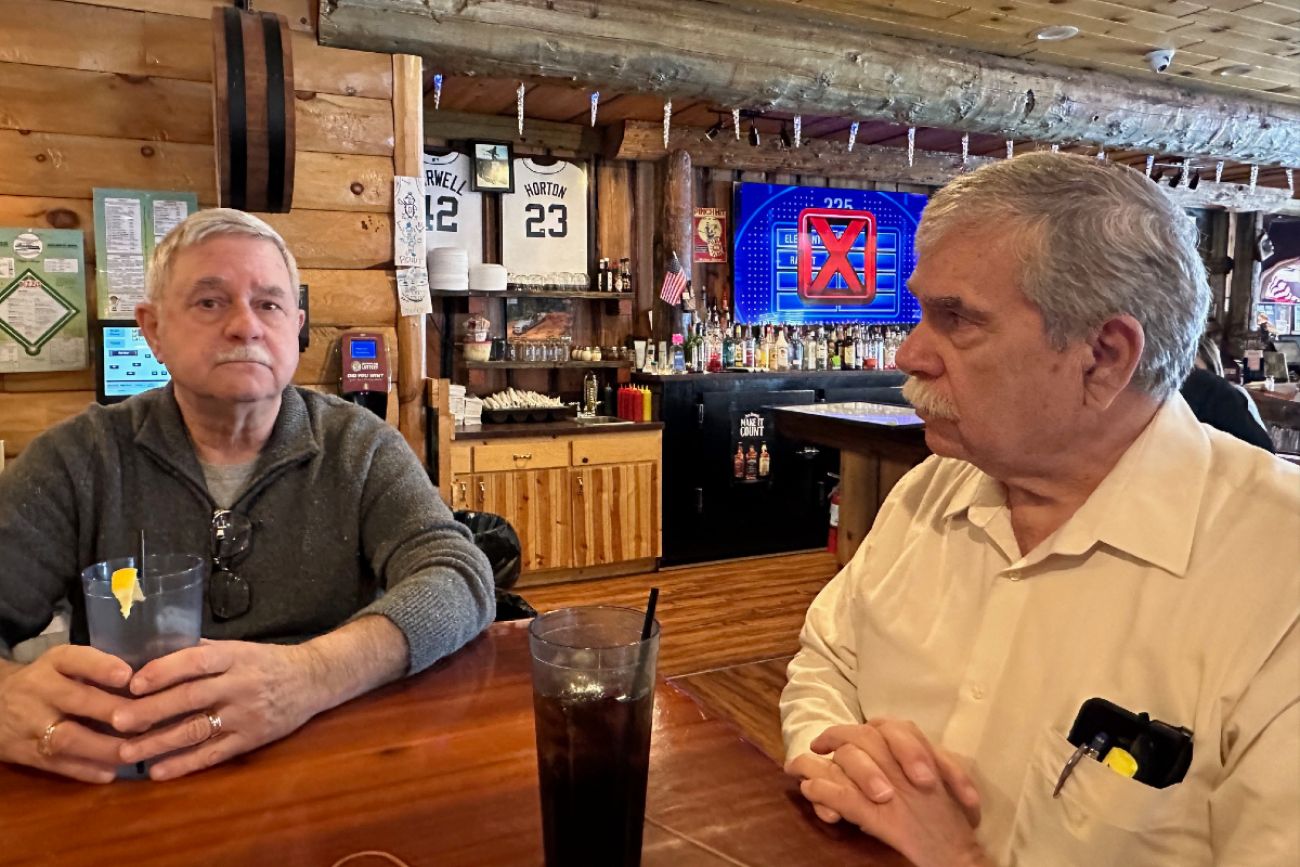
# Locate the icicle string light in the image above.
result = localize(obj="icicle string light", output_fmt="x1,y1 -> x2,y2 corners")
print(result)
1215,161 -> 1225,184
663,100 -> 672,148
733,108 -> 741,141
848,121 -> 859,152
590,92 -> 600,127
794,115 -> 802,149
1286,168 -> 1294,194
516,83 -> 525,136
1249,165 -> 1259,192
432,74 -> 443,111
907,127 -> 916,167
1145,155 -> 1154,177
1006,140 -> 1014,160
961,133 -> 969,165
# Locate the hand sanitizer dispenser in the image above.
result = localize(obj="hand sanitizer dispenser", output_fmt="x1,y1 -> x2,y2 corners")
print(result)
339,331 -> 389,418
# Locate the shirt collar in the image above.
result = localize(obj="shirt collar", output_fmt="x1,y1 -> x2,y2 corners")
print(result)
132,384 -> 320,503
939,395 -> 1209,577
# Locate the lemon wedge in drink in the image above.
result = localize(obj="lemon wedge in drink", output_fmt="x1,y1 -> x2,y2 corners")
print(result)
111,567 -> 145,619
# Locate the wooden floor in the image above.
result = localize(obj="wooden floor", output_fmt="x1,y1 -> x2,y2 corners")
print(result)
521,549 -> 841,762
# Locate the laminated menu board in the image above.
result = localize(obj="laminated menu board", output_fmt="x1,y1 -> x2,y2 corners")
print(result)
94,188 -> 199,319
0,228 -> 88,373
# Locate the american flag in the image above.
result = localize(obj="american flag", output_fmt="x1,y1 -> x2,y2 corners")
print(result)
659,251 -> 688,306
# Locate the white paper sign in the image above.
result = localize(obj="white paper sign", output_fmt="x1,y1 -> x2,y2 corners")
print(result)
151,198 -> 191,245
44,258 -> 79,273
396,267 -> 432,317
393,176 -> 426,268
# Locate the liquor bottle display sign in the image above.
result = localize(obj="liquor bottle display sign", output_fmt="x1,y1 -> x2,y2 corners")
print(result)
501,158 -> 589,281
0,228 -> 87,374
731,410 -> 772,485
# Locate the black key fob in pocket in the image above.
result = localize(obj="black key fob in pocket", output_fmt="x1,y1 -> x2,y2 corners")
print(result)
1067,697 -> 1193,789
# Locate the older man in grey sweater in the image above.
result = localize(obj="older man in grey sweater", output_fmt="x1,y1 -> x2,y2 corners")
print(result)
0,209 -> 494,783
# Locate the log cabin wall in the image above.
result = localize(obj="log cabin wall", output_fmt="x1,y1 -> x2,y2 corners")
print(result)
0,0 -> 414,462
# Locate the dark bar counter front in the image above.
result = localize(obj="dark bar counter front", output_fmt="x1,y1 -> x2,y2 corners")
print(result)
633,370 -> 909,565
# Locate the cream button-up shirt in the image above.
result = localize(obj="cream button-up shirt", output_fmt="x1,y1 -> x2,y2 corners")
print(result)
781,395 -> 1300,866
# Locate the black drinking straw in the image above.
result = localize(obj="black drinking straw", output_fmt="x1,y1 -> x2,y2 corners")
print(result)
640,587 -> 659,640
137,529 -> 147,580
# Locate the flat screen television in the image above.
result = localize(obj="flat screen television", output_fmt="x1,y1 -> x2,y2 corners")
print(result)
732,182 -> 928,325
96,321 -> 170,404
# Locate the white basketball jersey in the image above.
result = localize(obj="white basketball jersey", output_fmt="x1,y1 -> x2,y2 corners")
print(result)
501,158 -> 589,277
423,151 -> 483,263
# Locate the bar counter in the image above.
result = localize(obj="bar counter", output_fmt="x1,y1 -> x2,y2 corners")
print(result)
452,419 -> 663,440
775,402 -> 930,566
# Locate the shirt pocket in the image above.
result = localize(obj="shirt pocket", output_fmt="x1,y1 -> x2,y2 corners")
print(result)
1005,728 -> 1209,867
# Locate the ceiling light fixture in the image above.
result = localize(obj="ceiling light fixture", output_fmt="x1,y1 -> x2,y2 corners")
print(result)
1217,64 -> 1254,77
1035,25 -> 1080,41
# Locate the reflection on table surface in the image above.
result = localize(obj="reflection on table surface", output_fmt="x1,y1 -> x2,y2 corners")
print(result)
3,621 -> 904,867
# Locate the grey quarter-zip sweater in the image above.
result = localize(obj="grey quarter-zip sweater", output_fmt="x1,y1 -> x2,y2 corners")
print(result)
0,385 -> 494,673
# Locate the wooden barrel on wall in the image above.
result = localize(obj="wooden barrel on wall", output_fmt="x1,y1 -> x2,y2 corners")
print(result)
212,7 -> 295,212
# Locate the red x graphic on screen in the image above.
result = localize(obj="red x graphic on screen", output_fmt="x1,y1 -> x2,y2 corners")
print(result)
797,208 -> 878,305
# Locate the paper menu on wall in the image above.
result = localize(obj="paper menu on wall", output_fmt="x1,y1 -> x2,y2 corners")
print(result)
393,175 -> 426,268
93,189 -> 199,319
0,228 -> 88,374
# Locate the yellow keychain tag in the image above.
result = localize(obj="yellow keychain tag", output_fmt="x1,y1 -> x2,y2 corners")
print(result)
110,567 -> 145,619
1104,746 -> 1139,779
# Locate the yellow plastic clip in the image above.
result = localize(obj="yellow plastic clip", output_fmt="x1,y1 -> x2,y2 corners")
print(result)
1104,746 -> 1139,779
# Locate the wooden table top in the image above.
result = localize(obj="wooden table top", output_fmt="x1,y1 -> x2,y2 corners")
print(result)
3,621 -> 903,867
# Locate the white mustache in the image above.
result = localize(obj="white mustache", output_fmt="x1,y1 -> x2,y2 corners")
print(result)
902,377 -> 959,421
214,345 -> 273,366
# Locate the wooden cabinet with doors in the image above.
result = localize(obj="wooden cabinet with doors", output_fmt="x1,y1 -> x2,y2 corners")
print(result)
449,429 -> 661,582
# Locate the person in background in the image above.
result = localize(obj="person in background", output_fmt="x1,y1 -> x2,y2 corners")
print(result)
781,153 -> 1298,867
0,209 -> 495,783
1182,336 -> 1274,453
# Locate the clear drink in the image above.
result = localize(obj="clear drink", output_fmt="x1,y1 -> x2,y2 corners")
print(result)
80,554 -> 206,778
530,607 -> 660,867
81,554 -> 206,671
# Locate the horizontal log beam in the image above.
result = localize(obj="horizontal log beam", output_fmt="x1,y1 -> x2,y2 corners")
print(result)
320,0 -> 1300,166
610,120 -> 1300,215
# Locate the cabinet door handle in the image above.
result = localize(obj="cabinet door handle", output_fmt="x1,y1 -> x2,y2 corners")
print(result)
477,481 -> 486,504
458,481 -> 467,503
577,477 -> 584,495
512,453 -> 532,460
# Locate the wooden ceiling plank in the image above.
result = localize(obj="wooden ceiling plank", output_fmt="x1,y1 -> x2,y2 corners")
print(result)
1243,2 -> 1300,26
1000,0 -> 1191,33
1177,8 -> 1300,43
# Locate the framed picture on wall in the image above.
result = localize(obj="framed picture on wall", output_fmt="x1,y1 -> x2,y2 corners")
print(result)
469,141 -> 515,193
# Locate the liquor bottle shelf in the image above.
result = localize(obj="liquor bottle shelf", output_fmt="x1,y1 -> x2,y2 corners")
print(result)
466,360 -> 630,369
433,290 -> 634,300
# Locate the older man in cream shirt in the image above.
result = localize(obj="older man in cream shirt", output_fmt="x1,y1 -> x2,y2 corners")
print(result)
781,154 -> 1299,867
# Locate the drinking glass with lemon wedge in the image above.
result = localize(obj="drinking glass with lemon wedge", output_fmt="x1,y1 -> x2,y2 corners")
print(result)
80,554 -> 206,777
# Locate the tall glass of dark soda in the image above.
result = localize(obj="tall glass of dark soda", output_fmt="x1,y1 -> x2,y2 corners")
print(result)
529,606 -> 661,867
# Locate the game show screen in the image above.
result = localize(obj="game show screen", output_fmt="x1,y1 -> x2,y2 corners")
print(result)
733,183 -> 927,325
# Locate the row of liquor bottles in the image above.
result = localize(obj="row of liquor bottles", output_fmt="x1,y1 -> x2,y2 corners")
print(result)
684,318 -> 913,373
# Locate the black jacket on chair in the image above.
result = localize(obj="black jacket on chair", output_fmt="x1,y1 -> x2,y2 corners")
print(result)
1180,368 -> 1275,454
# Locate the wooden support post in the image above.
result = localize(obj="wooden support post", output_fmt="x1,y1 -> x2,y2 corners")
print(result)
661,150 -> 692,340
392,53 -> 427,463
1226,212 -> 1261,358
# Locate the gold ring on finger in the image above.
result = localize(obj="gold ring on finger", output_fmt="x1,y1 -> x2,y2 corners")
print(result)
37,721 -> 62,758
206,711 -> 223,739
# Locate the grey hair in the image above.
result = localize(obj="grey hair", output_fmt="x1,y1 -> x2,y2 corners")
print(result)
145,208 -> 300,304
916,153 -> 1209,399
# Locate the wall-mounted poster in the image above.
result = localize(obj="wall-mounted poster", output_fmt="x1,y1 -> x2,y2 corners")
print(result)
694,207 -> 728,264
0,228 -> 87,373
423,150 -> 484,263
501,158 -> 589,283
93,188 -> 198,318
